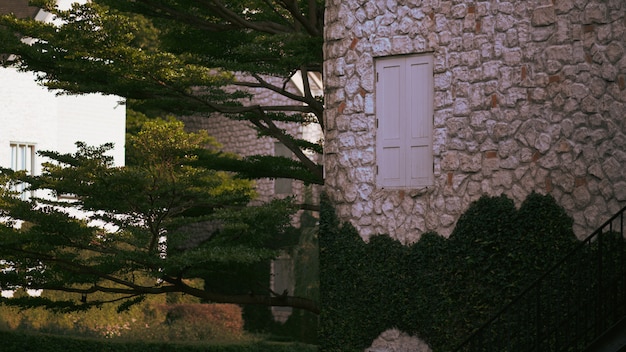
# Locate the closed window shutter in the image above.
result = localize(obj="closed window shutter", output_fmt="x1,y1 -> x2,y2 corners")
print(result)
407,56 -> 434,187
376,60 -> 405,187
376,55 -> 433,188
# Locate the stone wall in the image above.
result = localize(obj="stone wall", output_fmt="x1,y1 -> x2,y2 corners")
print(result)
366,329 -> 432,352
324,0 -> 626,242
181,74 -> 322,208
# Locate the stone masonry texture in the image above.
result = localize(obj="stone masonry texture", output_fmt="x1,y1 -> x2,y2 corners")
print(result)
323,0 -> 626,243
181,74 -> 322,215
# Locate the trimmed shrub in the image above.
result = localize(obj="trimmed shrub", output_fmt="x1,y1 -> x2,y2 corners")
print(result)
319,192 -> 580,351
0,329 -> 317,352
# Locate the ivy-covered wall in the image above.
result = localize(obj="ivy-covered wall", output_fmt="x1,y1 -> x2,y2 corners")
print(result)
319,192 -> 580,351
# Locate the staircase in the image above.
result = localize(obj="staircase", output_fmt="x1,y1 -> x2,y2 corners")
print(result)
583,317 -> 626,352
454,206 -> 626,352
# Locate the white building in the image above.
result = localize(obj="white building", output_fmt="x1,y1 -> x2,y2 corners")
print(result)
0,0 -> 126,297
0,0 -> 126,177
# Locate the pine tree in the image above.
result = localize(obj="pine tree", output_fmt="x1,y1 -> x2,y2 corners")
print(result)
0,120 -> 319,313
0,0 -> 324,184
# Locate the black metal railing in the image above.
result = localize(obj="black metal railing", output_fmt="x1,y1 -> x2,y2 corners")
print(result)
454,205 -> 626,352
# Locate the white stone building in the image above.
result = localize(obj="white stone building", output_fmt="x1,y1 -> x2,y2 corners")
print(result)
324,0 -> 625,243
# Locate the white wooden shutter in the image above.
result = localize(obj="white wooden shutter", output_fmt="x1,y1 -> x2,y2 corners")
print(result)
407,56 -> 434,187
376,59 -> 405,187
376,55 -> 433,188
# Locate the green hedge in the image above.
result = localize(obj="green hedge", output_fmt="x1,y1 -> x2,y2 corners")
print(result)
203,213 -> 319,344
0,329 -> 317,352
319,192 -> 579,351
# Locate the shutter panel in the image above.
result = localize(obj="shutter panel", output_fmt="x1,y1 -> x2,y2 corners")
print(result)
376,59 -> 405,187
376,54 -> 433,188
407,56 -> 434,187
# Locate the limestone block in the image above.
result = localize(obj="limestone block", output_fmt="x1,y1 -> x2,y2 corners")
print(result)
602,157 -> 622,182
500,156 -> 520,169
434,71 -> 452,90
538,151 -> 559,170
545,45 -> 575,63
367,328 -> 432,352
573,186 -> 592,207
596,24 -> 613,45
531,25 -> 555,42
502,48 -> 522,65
554,0 -> 575,14
601,62 -> 618,81
534,133 -> 552,153
532,5 -> 557,27
494,170 -> 514,189
441,151 -> 460,171
615,181 -> 626,201
460,153 -> 482,172
580,96 -> 599,113
554,18 -> 572,44
372,37 -> 392,56
598,178 -> 621,201
583,2 -> 609,24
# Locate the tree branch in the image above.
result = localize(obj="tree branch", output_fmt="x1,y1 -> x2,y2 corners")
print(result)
249,112 -> 323,182
200,0 -> 293,34
234,73 -> 323,128
297,66 -> 325,129
2,244 -> 320,314
132,0 -> 238,32
277,0 -> 320,36
41,275 -> 320,314
164,276 -> 320,314
134,0 -> 294,34
142,75 -> 323,182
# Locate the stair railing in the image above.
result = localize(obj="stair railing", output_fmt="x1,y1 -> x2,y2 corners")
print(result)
454,205 -> 626,352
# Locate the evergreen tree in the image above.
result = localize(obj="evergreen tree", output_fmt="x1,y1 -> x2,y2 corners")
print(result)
0,0 -> 324,185
0,120 -> 319,313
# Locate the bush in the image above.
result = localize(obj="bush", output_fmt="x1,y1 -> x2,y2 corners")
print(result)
0,329 -> 317,352
133,303 -> 245,342
319,192 -> 580,351
0,293 -> 251,343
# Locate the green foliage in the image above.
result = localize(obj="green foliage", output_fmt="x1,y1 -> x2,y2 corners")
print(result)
0,0 -> 324,184
319,192 -> 580,351
0,120 -> 316,313
0,329 -> 317,352
238,222 -> 320,344
0,288 -> 249,343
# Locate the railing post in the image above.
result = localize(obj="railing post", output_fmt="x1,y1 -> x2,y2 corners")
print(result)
597,227 -> 603,336
535,282 -> 541,352
452,206 -> 626,352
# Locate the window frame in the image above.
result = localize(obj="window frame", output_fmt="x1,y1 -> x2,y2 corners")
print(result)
9,142 -> 36,199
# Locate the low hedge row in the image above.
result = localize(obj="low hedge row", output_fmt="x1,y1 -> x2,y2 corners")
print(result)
319,192 -> 579,351
0,329 -> 317,352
